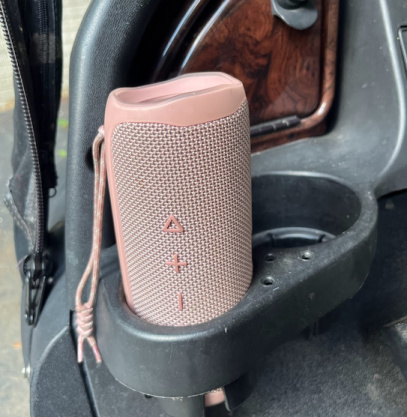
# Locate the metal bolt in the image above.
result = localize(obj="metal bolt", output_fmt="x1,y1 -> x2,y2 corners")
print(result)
22,365 -> 31,379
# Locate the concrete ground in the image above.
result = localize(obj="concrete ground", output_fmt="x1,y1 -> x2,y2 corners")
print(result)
0,110 -> 30,416
0,0 -> 90,110
0,101 -> 69,417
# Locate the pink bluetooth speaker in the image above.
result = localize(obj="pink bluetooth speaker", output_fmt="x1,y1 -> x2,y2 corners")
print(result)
104,72 -> 252,327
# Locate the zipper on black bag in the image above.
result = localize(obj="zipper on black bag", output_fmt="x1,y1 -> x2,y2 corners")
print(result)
0,0 -> 47,326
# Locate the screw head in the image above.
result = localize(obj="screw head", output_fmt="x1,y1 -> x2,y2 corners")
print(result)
22,365 -> 31,378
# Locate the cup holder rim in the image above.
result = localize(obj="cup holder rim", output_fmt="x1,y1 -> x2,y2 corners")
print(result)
96,170 -> 378,397
251,170 -> 375,251
252,169 -> 369,198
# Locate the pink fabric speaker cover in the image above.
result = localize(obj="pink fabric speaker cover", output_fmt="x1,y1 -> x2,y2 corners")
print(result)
104,72 -> 252,326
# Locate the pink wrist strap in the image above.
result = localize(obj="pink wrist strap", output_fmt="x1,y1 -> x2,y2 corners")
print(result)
75,126 -> 106,364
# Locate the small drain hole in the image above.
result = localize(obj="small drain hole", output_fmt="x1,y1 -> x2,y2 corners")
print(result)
262,276 -> 275,286
300,250 -> 313,261
265,253 -> 276,262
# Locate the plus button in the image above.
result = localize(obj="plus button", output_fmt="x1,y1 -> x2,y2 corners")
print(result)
166,254 -> 187,273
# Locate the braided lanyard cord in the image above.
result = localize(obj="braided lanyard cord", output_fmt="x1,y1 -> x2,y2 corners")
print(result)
75,126 -> 106,363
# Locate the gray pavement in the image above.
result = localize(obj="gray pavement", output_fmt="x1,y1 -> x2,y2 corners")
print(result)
0,108 -> 30,417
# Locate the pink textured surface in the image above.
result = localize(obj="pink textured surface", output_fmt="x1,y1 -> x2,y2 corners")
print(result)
110,101 -> 252,326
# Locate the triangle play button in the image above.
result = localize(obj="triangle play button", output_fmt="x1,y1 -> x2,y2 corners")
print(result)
163,215 -> 184,233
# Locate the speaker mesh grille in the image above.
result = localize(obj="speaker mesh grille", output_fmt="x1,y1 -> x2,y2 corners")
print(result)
111,101 -> 252,326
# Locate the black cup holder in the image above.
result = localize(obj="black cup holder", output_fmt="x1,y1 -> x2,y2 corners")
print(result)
252,174 -> 362,249
95,172 -> 377,402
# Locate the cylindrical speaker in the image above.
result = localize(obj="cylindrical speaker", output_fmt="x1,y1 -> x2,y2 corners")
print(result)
104,72 -> 252,326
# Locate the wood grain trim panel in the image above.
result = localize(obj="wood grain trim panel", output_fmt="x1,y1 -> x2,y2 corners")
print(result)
251,0 -> 339,152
